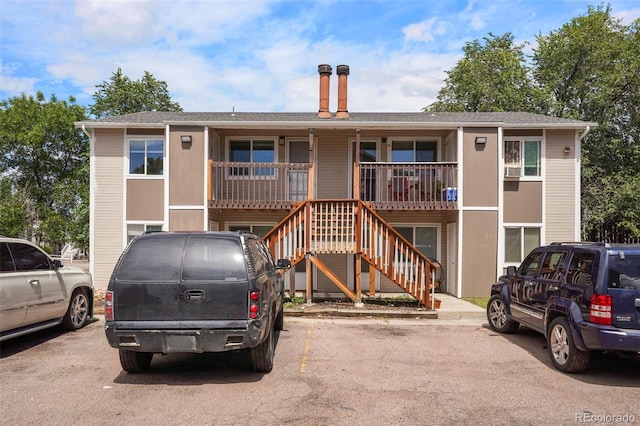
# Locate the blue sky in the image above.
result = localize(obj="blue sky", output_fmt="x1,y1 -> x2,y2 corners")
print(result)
1,0 -> 638,113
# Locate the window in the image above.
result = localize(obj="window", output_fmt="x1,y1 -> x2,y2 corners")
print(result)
391,140 -> 438,163
10,243 -> 52,271
228,138 -> 276,177
504,139 -> 541,177
519,251 -> 542,277
395,226 -> 438,260
182,237 -> 248,281
127,224 -> 163,243
505,227 -> 540,263
539,251 -> 567,280
568,252 -> 595,286
129,139 -> 164,175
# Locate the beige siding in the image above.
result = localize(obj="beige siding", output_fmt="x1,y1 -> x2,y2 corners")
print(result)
545,129 -> 578,242
462,128 -> 498,207
461,210 -> 498,297
126,180 -> 164,220
503,181 -> 543,223
93,129 -> 125,289
169,210 -> 204,231
169,127 -> 205,206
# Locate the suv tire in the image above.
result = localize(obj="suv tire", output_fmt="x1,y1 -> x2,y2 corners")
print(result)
547,317 -> 590,373
250,327 -> 275,372
119,350 -> 153,373
487,295 -> 519,334
61,288 -> 90,331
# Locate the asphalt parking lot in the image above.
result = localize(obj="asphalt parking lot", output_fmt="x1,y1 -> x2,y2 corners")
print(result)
1,316 -> 638,426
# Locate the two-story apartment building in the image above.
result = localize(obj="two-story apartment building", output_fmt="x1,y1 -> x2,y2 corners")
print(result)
76,64 -> 596,307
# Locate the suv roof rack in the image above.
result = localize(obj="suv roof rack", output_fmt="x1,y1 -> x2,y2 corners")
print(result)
549,241 -> 609,247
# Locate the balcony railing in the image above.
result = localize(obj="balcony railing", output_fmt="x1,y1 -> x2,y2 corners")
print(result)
209,161 -> 309,209
208,161 -> 458,210
357,162 -> 458,210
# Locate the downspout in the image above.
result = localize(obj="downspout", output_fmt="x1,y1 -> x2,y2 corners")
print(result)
81,124 -> 95,279
81,124 -> 91,139
579,125 -> 591,141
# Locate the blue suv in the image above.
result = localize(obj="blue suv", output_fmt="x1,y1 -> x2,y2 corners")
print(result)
487,243 -> 640,373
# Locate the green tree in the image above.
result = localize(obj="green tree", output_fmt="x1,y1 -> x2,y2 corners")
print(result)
425,33 -> 549,113
90,68 -> 182,118
533,4 -> 640,238
0,179 -> 29,238
0,92 -> 89,247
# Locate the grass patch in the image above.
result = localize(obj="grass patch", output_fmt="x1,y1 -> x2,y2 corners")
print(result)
463,296 -> 489,309
283,296 -> 306,309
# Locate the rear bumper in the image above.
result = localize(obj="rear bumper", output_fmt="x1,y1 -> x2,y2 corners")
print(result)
104,320 -> 265,353
579,322 -> 640,352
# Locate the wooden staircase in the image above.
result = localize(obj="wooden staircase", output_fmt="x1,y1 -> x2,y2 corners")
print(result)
264,200 -> 441,309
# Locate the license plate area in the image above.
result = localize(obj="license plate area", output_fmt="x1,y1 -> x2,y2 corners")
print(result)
166,334 -> 197,352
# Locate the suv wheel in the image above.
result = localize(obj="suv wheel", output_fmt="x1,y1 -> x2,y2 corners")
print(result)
61,288 -> 90,330
250,327 -> 275,372
547,317 -> 590,373
486,295 -> 519,333
119,350 -> 153,373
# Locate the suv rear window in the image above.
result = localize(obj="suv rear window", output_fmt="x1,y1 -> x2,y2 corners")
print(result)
608,254 -> 640,289
182,237 -> 248,281
116,236 -> 185,282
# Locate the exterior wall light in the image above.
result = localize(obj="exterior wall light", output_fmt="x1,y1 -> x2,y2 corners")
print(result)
279,136 -> 285,146
475,136 -> 487,145
181,135 -> 192,144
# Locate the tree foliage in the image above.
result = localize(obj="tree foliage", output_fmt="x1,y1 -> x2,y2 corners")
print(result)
425,33 -> 549,113
0,92 -> 89,247
90,68 -> 182,118
425,5 -> 640,239
533,4 -> 640,238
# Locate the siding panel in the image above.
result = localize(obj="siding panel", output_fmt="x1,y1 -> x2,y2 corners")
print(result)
545,130 -> 577,242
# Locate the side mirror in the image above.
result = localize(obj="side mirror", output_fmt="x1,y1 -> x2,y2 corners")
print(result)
53,259 -> 64,268
506,265 -> 517,277
276,259 -> 292,270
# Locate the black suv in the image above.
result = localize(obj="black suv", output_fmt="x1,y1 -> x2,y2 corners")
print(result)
487,242 -> 640,373
104,231 -> 291,373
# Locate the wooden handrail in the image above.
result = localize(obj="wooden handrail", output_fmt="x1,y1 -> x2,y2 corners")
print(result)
263,199 -> 440,307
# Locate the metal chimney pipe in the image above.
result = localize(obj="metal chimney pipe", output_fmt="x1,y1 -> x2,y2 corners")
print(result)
317,64 -> 332,118
336,65 -> 350,119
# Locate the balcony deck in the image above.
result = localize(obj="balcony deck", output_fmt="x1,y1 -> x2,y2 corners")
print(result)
208,161 -> 458,210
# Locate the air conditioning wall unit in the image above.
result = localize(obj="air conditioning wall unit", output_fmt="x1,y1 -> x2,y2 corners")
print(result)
505,166 -> 522,177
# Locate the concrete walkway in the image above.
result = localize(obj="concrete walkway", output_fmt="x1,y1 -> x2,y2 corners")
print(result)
285,293 -> 486,324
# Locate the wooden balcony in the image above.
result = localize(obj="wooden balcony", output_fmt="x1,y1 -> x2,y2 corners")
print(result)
208,161 -> 309,209
208,161 -> 458,210
357,162 -> 458,210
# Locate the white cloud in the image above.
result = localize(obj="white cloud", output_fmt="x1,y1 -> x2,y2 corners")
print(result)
613,7 -> 640,24
402,18 -> 448,43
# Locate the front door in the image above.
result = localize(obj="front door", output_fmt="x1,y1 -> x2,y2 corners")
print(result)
288,140 -> 309,201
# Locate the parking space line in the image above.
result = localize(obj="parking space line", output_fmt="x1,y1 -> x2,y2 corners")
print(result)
299,323 -> 313,374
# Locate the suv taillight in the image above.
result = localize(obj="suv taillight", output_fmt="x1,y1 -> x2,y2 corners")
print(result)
249,291 -> 260,319
105,291 -> 114,321
590,294 -> 612,325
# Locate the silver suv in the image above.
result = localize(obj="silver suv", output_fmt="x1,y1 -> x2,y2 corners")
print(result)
0,237 -> 94,342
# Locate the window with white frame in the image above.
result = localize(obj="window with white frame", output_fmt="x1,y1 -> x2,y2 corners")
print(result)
505,226 -> 541,263
127,224 -> 163,243
129,139 -> 164,175
504,139 -> 541,177
228,138 -> 276,177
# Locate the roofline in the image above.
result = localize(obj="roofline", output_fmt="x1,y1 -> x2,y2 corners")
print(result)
75,119 -> 598,130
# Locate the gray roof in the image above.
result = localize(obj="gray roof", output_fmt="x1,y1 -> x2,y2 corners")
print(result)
76,111 -> 597,130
